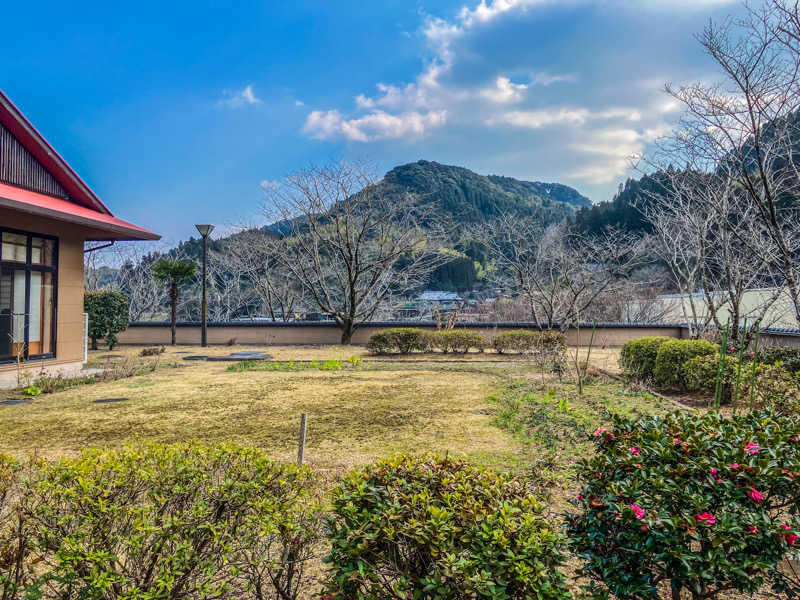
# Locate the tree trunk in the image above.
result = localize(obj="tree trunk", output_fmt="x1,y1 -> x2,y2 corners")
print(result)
340,319 -> 354,345
170,283 -> 178,346
91,337 -> 98,351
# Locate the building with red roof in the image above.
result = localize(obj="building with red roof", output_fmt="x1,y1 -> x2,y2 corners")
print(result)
0,89 -> 159,386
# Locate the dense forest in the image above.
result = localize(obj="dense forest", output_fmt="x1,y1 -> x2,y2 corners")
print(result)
571,171 -> 673,236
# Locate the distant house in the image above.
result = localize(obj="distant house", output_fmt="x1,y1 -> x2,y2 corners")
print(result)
417,290 -> 463,310
0,90 -> 158,387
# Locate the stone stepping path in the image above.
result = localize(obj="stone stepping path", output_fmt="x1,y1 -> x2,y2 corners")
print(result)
183,352 -> 271,362
93,398 -> 130,404
0,399 -> 32,406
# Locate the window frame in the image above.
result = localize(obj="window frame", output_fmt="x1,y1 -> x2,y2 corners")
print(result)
0,226 -> 59,364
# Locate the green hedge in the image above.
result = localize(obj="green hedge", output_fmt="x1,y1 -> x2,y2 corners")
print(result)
325,454 -> 568,599
424,329 -> 487,353
653,339 -> 718,390
569,409 -> 800,599
493,329 -> 566,355
619,336 -> 673,381
0,442 -> 319,600
365,328 -> 427,354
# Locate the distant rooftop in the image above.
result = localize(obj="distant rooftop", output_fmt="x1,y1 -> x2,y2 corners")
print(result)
418,290 -> 463,302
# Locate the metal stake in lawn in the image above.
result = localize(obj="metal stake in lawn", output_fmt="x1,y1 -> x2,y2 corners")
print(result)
297,412 -> 308,465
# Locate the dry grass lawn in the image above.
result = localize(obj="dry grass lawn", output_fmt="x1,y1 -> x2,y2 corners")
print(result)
0,345 -> 523,472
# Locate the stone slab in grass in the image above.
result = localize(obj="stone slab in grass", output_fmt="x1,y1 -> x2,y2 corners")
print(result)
207,352 -> 271,362
93,398 -> 130,404
99,354 -> 124,359
0,399 -> 32,406
182,355 -> 210,361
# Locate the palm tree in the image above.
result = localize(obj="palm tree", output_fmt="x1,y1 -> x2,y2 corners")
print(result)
152,258 -> 197,345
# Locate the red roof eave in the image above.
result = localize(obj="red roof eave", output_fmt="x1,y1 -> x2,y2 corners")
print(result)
0,181 -> 160,241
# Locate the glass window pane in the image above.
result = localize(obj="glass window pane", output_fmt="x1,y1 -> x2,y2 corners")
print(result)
28,271 -> 54,356
0,267 -> 26,360
30,237 -> 55,266
1,232 -> 27,263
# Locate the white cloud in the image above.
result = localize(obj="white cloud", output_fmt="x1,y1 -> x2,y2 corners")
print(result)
489,108 -> 590,128
294,99 -> 305,107
217,85 -> 261,109
481,76 -> 528,103
299,0 -> 732,195
303,109 -> 447,142
489,106 -> 642,129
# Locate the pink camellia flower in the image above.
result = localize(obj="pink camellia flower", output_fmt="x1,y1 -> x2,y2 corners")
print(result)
709,468 -> 721,483
630,447 -> 640,456
748,525 -> 759,534
745,442 -> 760,455
731,463 -> 740,470
791,437 -> 799,443
631,504 -> 645,520
577,494 -> 583,500
594,427 -> 606,437
697,512 -> 716,526
673,438 -> 681,445
780,524 -> 798,547
747,487 -> 763,502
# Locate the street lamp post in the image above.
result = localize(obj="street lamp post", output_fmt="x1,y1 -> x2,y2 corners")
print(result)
194,224 -> 214,347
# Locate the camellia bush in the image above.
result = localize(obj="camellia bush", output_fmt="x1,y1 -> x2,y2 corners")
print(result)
619,336 -> 673,382
13,441 -> 320,600
568,409 -> 800,599
324,453 -> 568,599
84,289 -> 130,350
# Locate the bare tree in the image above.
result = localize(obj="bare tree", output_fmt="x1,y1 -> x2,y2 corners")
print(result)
639,168 -> 782,342
264,161 -> 447,344
84,242 -> 168,321
478,216 -> 647,330
652,3 -> 800,330
226,230 -> 303,321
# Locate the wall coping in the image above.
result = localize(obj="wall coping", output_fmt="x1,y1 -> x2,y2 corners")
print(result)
127,320 -> 688,329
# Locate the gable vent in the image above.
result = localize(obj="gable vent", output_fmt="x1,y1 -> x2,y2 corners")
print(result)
0,123 -> 70,200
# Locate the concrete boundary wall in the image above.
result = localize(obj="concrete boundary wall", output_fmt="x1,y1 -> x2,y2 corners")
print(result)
117,321 -> 688,347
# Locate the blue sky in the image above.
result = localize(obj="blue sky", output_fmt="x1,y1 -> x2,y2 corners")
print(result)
2,0 -> 745,242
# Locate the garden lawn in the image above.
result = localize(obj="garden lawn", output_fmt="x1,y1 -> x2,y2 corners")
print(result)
0,345 -> 520,471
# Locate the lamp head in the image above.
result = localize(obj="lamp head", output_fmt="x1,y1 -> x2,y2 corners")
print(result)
195,224 -> 215,237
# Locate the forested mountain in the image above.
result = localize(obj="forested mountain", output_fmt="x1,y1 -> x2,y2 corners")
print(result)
571,171 -> 673,236
384,160 -> 590,223
172,160 -> 591,291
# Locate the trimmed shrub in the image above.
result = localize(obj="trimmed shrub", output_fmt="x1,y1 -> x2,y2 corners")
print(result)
681,355 -> 800,411
569,410 -> 800,600
761,347 -> 800,374
324,454 -> 568,599
682,354 -> 739,395
84,289 -> 130,350
366,328 -> 427,355
653,339 -> 717,390
493,329 -> 567,355
748,362 -> 800,414
424,329 -> 487,353
26,441 -> 320,600
619,336 -> 673,381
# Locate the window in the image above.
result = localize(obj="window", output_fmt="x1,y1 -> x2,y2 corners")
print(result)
0,229 -> 57,363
